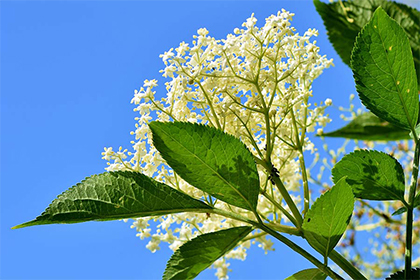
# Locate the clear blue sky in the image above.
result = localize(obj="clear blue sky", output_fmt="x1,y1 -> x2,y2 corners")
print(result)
1,1 -> 418,279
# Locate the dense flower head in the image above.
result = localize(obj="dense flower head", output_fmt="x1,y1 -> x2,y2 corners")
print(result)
103,10 -> 332,279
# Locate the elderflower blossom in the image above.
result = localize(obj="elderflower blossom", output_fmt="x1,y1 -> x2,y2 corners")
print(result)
103,10 -> 333,279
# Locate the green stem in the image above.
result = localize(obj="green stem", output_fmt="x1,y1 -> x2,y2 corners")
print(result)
406,210 -> 413,277
405,139 -> 420,278
259,224 -> 343,280
210,208 -> 258,226
260,159 -> 303,227
290,109 -> 310,215
261,191 -> 299,228
242,232 -> 267,242
266,223 -> 302,236
196,81 -> 222,130
298,149 -> 310,215
359,200 -> 403,225
211,207 -> 365,279
329,250 -> 368,280
272,174 -> 303,227
230,109 -> 265,159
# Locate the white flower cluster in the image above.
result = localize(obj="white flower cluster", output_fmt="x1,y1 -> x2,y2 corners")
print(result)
103,10 -> 333,279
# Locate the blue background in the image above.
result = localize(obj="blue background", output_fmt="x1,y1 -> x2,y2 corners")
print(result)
1,1 -> 419,279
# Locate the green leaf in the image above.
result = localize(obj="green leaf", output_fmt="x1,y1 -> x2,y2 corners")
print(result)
332,150 -> 405,201
351,7 -> 419,130
302,178 -> 354,258
163,226 -> 253,280
321,112 -> 410,140
391,207 -> 407,216
12,171 -> 212,229
392,196 -> 420,216
409,123 -> 420,140
285,268 -> 327,280
149,121 -> 260,211
385,267 -> 420,279
314,0 -> 420,87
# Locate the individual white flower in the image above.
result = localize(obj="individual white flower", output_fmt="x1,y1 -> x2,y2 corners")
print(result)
160,49 -> 175,62
131,218 -> 150,231
146,234 -> 161,253
136,228 -> 151,240
213,259 -> 230,279
101,147 -> 114,161
143,79 -> 158,88
325,98 -> 333,106
197,27 -> 209,36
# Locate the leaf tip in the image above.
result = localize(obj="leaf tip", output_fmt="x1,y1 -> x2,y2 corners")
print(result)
11,220 -> 35,229
373,6 -> 385,14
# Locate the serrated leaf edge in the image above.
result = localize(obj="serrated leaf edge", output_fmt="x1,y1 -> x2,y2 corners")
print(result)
303,177 -> 354,257
12,171 -> 212,229
332,149 -> 405,201
149,121 -> 259,211
350,7 -> 418,131
162,226 -> 253,280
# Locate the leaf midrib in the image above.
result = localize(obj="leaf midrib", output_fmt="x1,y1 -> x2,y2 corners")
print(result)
323,192 -> 338,256
157,125 -> 255,211
28,207 -> 215,226
374,13 -> 416,132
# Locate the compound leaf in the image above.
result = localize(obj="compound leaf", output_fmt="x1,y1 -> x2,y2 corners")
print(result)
332,150 -> 405,201
302,178 -> 354,258
149,121 -> 260,211
13,171 -> 212,229
351,7 -> 419,130
163,226 -> 253,280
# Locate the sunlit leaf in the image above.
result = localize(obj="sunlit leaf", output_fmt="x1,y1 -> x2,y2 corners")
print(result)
149,121 -> 260,211
332,150 -> 405,201
314,0 -> 420,86
163,226 -> 253,280
13,171 -> 212,229
302,178 -> 354,258
321,112 -> 409,140
351,7 -> 419,130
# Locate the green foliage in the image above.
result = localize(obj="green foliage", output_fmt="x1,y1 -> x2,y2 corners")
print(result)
15,1 -> 420,278
409,123 -> 420,140
395,195 -> 420,215
392,207 -> 407,216
149,121 -> 260,211
302,178 -> 354,258
163,226 -> 253,280
385,267 -> 420,279
12,171 -> 212,229
351,7 -> 419,131
285,268 -> 327,280
320,112 -> 410,140
332,150 -> 405,201
314,0 -> 420,86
